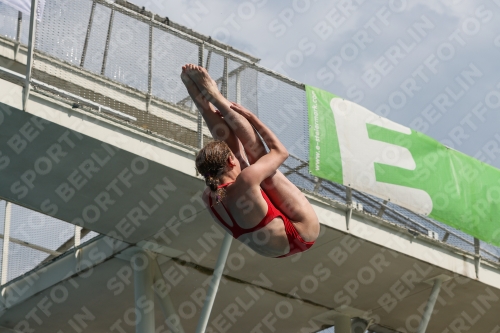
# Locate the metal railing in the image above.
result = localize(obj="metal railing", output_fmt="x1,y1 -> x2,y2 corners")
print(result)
281,154 -> 500,265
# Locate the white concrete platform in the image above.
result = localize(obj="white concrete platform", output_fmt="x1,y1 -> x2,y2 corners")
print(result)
1,75 -> 500,332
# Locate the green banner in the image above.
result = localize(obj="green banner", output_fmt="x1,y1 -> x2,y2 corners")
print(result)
307,85 -> 500,247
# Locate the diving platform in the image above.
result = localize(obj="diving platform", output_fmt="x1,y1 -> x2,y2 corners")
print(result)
1,67 -> 500,333
0,1 -> 500,332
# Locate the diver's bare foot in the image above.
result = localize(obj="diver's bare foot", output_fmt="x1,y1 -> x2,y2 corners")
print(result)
185,64 -> 221,103
180,66 -> 192,86
181,65 -> 211,110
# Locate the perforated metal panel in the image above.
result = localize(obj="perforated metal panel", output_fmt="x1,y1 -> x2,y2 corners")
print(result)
81,230 -> 99,244
0,200 -> 5,231
151,27 -> 198,105
205,50 -> 224,85
0,201 -> 5,281
103,11 -> 149,91
81,3 -> 112,73
0,200 -> 100,283
257,73 -> 309,161
19,13 -> 30,45
7,242 -> 46,281
9,204 -> 74,251
228,61 -> 258,112
35,0 -> 93,64
0,3 -> 18,40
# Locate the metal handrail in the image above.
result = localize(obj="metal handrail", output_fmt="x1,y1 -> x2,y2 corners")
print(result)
286,155 -> 427,231
354,190 -> 500,258
91,0 -> 305,90
31,78 -> 137,121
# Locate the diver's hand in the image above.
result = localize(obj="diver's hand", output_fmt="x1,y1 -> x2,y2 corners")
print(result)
229,102 -> 255,120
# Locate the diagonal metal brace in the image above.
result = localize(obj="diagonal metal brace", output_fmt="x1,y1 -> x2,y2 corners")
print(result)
417,275 -> 451,333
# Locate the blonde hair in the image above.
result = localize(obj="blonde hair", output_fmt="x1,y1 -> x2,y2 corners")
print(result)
195,140 -> 232,203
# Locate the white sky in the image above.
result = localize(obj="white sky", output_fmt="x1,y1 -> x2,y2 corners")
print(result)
128,0 -> 500,168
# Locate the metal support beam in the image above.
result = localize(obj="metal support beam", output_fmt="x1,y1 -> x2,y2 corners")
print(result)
197,43 -> 204,148
146,12 -> 154,112
346,206 -> 353,231
335,315 -> 351,333
416,278 -> 443,333
188,46 -> 211,114
101,9 -> 115,76
0,233 -> 60,257
345,187 -> 353,231
351,318 -> 370,333
236,71 -> 241,104
41,229 -> 91,264
313,178 -> 323,194
74,226 -> 83,271
474,237 -> 480,254
0,65 -> 25,84
32,78 -> 137,121
283,161 -> 308,177
1,202 -> 12,285
153,258 -> 185,333
346,187 -> 352,205
222,56 -> 228,98
0,236 -> 129,313
376,200 -> 388,217
134,251 -> 155,333
22,0 -> 39,111
120,248 -> 198,332
74,226 -> 82,247
205,50 -> 212,70
189,98 -> 197,113
16,12 -> 22,42
195,233 -> 233,333
80,0 -> 96,67
474,237 -> 481,279
14,12 -> 22,59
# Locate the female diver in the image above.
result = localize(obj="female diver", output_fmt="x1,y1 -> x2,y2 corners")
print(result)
181,64 -> 319,258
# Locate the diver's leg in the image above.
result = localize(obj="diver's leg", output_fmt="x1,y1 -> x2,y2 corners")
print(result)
181,66 -> 248,167
228,102 -> 320,241
185,64 -> 265,163
188,65 -> 319,240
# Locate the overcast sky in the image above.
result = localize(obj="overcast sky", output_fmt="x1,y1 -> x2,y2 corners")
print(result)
127,0 -> 500,169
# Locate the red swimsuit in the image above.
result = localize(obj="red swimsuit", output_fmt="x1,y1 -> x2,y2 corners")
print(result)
208,183 -> 315,258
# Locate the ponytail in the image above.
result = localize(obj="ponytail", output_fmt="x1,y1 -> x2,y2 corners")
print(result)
205,174 -> 226,203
